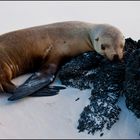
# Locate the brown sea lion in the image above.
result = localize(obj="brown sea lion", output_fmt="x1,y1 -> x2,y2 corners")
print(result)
0,21 -> 125,101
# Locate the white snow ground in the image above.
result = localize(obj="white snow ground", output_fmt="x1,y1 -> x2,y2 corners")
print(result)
0,1 -> 140,139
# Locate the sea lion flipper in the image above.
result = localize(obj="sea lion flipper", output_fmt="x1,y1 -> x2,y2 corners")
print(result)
48,85 -> 66,90
8,72 -> 55,101
30,85 -> 66,97
30,90 -> 59,97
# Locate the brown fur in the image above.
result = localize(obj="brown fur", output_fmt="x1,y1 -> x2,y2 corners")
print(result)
0,21 -> 124,92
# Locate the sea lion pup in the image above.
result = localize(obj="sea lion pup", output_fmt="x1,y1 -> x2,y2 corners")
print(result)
0,21 -> 125,101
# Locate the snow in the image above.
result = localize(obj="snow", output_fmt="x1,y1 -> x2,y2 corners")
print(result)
0,1 -> 140,139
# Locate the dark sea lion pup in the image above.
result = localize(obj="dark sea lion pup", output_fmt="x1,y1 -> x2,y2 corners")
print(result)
0,21 -> 125,101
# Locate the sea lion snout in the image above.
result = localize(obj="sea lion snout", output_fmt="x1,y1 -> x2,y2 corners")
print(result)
109,52 -> 123,61
107,50 -> 124,62
104,42 -> 124,61
113,54 -> 119,61
111,54 -> 123,62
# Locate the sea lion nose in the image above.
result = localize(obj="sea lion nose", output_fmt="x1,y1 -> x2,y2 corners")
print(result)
113,54 -> 119,61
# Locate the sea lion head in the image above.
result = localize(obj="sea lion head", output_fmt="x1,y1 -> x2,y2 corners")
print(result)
92,24 -> 125,61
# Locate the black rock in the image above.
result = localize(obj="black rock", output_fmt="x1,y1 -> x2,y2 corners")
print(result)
124,48 -> 140,118
58,38 -> 140,135
59,52 -> 104,90
76,59 -> 124,134
77,93 -> 121,135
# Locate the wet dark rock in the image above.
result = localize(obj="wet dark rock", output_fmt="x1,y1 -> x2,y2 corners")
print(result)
123,38 -> 140,118
59,52 -> 104,90
77,92 -> 121,135
58,38 -> 140,135
124,49 -> 140,118
76,59 -> 123,135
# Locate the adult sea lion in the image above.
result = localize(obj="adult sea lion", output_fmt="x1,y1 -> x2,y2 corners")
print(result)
0,21 -> 125,101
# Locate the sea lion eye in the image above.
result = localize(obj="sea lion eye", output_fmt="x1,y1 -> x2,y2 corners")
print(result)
95,37 -> 99,41
101,44 -> 106,50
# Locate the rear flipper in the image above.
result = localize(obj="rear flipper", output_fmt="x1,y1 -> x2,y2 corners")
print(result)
30,85 -> 66,97
8,72 -> 55,101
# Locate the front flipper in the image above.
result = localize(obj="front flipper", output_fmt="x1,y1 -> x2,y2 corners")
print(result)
30,85 -> 66,97
8,72 -> 55,101
8,54 -> 62,101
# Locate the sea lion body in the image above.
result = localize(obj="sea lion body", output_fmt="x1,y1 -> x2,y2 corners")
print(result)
0,22 -> 93,78
0,21 -> 125,100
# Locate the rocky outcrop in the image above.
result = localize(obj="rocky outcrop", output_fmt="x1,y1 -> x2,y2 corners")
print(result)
58,38 -> 140,135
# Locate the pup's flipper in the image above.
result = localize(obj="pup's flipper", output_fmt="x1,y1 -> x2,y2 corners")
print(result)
30,85 -> 66,97
8,73 -> 55,101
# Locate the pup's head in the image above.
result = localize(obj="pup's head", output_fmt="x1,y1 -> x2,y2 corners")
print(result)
92,24 -> 125,61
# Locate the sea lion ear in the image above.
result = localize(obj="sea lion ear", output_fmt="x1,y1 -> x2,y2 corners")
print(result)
95,37 -> 99,41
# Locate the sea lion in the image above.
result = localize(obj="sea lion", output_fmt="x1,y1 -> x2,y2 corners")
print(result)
0,21 -> 125,101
